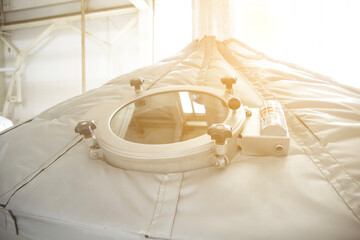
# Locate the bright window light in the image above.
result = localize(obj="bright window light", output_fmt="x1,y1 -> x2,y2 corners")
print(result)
179,91 -> 193,113
193,101 -> 206,114
154,0 -> 192,62
233,0 -> 360,89
154,0 -> 360,89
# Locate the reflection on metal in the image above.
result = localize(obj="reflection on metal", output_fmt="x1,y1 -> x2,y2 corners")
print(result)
111,90 -> 228,144
179,92 -> 206,114
111,103 -> 135,138
179,92 -> 193,113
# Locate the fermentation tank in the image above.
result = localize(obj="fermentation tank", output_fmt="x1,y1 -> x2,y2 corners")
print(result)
1,36 -> 360,240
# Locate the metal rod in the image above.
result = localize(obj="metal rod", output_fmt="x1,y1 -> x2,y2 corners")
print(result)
0,36 -> 19,53
1,24 -> 55,117
152,0 -> 155,64
2,0 -> 79,13
0,6 -> 137,31
0,0 -> 5,26
70,24 -> 109,48
0,67 -> 16,72
81,0 -> 86,93
70,15 -> 137,49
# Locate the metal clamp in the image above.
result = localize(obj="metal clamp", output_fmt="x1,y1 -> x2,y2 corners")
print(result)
75,120 -> 96,139
75,121 -> 103,160
130,77 -> 144,93
207,123 -> 232,169
221,76 -> 237,94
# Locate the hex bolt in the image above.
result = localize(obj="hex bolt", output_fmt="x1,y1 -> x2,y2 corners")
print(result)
89,148 -> 103,160
275,144 -> 284,152
211,155 -> 229,170
214,157 -> 226,170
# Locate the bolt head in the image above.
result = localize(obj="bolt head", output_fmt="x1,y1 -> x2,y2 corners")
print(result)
275,144 -> 284,152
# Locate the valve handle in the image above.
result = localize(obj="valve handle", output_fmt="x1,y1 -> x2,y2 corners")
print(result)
228,97 -> 242,111
130,77 -> 144,91
75,120 -> 96,138
221,76 -> 237,90
207,123 -> 232,145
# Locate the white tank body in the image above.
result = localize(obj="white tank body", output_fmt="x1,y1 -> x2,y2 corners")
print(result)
0,37 -> 360,240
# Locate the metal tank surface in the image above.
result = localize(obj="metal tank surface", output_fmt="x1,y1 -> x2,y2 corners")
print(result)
1,36 -> 360,240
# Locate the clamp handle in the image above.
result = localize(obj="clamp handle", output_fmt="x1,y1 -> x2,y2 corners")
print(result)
130,77 -> 144,92
75,120 -> 96,138
207,123 -> 232,145
221,76 -> 237,92
228,97 -> 242,111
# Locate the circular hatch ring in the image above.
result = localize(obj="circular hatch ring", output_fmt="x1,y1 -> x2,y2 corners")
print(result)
82,85 -> 246,173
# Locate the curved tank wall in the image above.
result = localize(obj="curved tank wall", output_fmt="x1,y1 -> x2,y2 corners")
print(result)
0,36 -> 360,240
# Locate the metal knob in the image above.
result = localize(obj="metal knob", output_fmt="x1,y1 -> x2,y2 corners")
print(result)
207,123 -> 232,145
74,120 -> 96,138
212,155 -> 229,170
130,77 -> 144,93
228,97 -> 242,111
244,106 -> 252,117
221,76 -> 237,93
